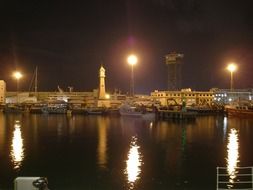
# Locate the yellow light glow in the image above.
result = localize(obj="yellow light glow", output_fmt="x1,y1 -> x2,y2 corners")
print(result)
226,128 -> 239,186
105,94 -> 110,99
125,136 -> 142,189
127,55 -> 138,66
227,63 -> 237,73
13,71 -> 23,80
10,120 -> 24,170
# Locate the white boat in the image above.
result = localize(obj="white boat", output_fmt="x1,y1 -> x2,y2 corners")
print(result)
119,104 -> 156,119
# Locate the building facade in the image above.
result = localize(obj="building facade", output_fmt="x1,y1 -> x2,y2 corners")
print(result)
151,89 -> 214,106
0,80 -> 6,104
212,88 -> 253,104
165,52 -> 184,90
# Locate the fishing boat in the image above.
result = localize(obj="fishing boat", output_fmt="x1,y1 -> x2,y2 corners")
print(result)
119,104 -> 156,119
4,104 -> 27,113
41,100 -> 68,114
86,107 -> 106,115
30,103 -> 46,113
225,102 -> 253,118
186,105 -> 221,114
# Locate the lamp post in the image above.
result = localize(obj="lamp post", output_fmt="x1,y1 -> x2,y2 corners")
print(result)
127,54 -> 138,97
13,71 -> 23,102
226,63 -> 237,91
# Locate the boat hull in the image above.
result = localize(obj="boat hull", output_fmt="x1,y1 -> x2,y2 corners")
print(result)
226,107 -> 253,118
119,111 -> 143,117
41,107 -> 67,114
119,104 -> 156,119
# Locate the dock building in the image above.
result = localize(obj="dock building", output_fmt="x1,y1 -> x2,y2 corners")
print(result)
212,88 -> 253,104
151,89 -> 214,107
4,65 -> 125,108
0,80 -> 6,105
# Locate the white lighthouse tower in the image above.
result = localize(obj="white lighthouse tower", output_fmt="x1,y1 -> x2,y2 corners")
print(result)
98,65 -> 106,99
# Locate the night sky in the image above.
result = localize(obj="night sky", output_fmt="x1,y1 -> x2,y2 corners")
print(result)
0,0 -> 253,93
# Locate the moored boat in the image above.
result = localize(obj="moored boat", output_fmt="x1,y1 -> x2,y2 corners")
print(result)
4,104 -> 29,113
186,105 -> 222,114
41,100 -> 68,114
119,104 -> 156,119
86,107 -> 106,115
225,104 -> 253,118
30,103 -> 46,113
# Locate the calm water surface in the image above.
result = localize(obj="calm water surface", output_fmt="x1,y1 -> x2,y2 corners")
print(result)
0,113 -> 253,190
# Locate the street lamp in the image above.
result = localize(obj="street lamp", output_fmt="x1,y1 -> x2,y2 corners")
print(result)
12,71 -> 23,97
127,54 -> 138,96
226,63 -> 237,91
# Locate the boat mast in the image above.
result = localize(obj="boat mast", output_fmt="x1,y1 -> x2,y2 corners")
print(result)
35,66 -> 38,98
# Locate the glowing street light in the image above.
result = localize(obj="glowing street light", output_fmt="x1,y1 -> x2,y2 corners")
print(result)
127,54 -> 138,96
13,71 -> 22,80
226,63 -> 237,91
12,71 -> 23,97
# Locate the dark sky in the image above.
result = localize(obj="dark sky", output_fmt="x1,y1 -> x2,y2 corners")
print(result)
0,0 -> 253,93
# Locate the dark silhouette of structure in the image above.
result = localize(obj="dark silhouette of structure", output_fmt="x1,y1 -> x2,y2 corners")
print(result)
165,52 -> 184,90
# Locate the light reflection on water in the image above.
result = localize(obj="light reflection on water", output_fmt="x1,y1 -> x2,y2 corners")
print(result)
10,120 -> 24,170
1,114 -> 252,189
97,117 -> 108,169
226,128 -> 239,187
0,114 -> 6,155
125,136 -> 143,189
223,117 -> 228,140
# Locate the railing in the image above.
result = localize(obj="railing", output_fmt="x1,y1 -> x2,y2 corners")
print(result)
217,166 -> 253,190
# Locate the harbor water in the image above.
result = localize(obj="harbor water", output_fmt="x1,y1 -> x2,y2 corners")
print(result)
0,113 -> 253,190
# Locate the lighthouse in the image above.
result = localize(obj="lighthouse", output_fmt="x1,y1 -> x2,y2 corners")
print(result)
98,65 -> 106,99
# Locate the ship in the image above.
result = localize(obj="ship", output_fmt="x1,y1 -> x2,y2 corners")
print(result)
119,103 -> 156,119
41,100 -> 68,114
225,101 -> 253,118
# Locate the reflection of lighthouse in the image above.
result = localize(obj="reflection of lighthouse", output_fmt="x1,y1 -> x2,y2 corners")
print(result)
99,65 -> 106,99
97,117 -> 108,169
